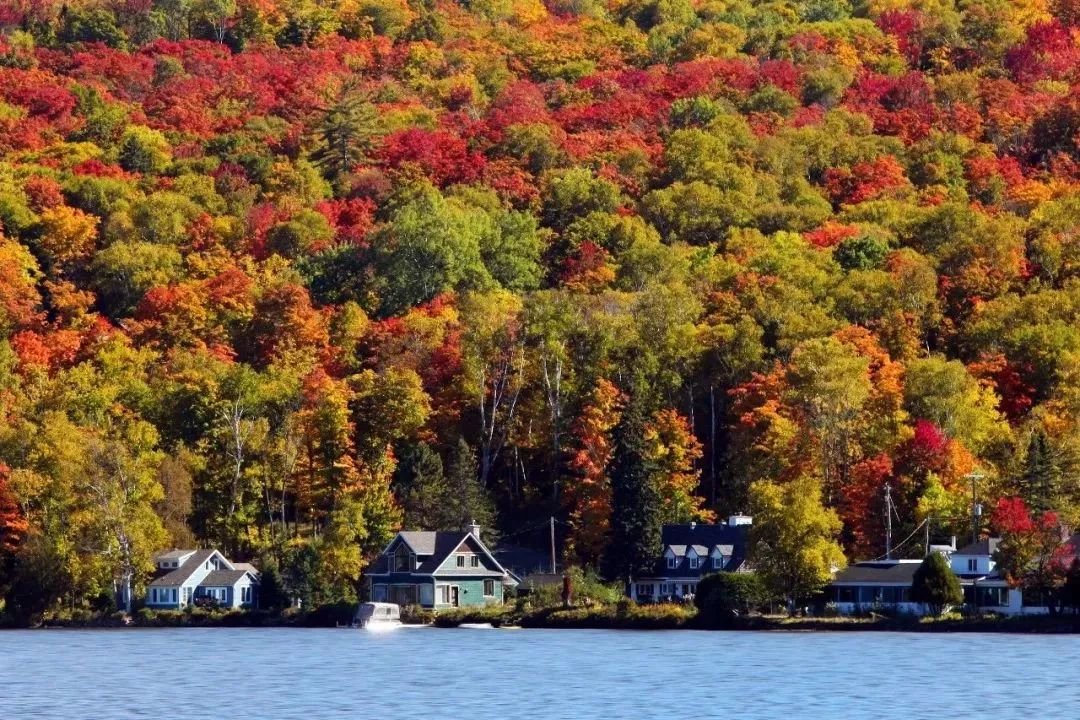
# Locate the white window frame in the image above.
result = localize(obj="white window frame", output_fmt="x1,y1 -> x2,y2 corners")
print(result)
666,556 -> 676,569
470,555 -> 480,568
689,557 -> 700,570
457,555 -> 466,568
713,556 -> 723,569
483,579 -> 495,596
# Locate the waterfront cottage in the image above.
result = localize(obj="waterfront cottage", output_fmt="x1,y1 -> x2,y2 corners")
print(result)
366,524 -> 517,609
145,549 -> 260,610
629,517 -> 752,603
828,538 -> 1060,616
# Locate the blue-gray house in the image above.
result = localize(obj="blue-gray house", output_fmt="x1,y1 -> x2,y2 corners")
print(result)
145,549 -> 259,610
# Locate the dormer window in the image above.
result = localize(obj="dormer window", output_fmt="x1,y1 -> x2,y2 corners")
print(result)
713,556 -> 724,570
393,546 -> 412,572
666,556 -> 677,569
689,557 -> 700,570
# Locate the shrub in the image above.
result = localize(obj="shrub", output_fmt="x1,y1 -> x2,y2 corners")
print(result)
912,553 -> 963,616
695,572 -> 768,626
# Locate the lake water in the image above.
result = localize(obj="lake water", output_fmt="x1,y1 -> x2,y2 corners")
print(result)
3,627 -> 1078,718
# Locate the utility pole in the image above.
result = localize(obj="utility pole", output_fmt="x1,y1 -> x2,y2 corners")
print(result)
968,472 -> 985,547
550,516 -> 556,574
885,482 -> 893,560
925,515 -> 931,556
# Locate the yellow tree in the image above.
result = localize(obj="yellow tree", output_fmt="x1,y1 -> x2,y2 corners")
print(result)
643,409 -> 716,524
749,474 -> 846,614
564,378 -> 623,567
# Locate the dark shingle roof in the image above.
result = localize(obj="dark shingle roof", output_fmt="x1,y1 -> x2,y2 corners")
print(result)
954,538 -> 1001,556
200,570 -> 250,587
155,549 -> 195,562
642,523 -> 751,578
832,561 -> 922,585
149,550 -> 216,587
492,544 -> 551,578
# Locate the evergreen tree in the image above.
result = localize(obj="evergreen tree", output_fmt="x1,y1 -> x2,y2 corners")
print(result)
310,91 -> 380,184
1020,431 -> 1058,515
603,407 -> 662,583
394,440 -> 495,541
446,438 -> 497,543
911,552 -> 963,616
396,442 -> 449,529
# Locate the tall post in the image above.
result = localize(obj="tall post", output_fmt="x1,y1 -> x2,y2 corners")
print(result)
550,516 -> 556,574
969,472 -> 984,547
884,483 -> 893,559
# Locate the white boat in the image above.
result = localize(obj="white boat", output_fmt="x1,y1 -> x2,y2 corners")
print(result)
354,602 -> 402,629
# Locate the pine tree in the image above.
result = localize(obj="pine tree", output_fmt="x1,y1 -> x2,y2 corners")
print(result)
1020,431 -> 1058,515
311,91 -> 380,183
446,438 -> 496,543
911,552 -> 963,616
603,407 -> 661,583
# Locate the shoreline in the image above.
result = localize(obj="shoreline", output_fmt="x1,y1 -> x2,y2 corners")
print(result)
8,604 -> 1080,634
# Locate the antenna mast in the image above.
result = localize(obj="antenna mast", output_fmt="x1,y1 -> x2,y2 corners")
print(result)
885,482 -> 893,560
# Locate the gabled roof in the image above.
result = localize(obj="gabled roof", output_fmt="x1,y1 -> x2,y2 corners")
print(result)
369,530 -> 515,580
831,560 -> 922,585
155,549 -> 195,562
149,550 -> 218,587
954,538 -> 1001,556
643,523 -> 751,579
397,531 -> 440,556
200,569 -> 255,588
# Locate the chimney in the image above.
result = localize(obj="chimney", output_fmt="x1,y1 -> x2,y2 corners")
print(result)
468,520 -> 481,540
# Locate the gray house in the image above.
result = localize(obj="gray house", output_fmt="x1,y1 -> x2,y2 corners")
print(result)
145,549 -> 259,610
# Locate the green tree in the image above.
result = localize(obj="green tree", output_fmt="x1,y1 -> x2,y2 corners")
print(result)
372,185 -> 494,315
911,552 -> 963,616
310,92 -> 381,184
117,126 -> 173,175
749,474 -> 846,614
1019,431 -> 1059,516
603,408 -> 662,582
694,572 -> 768,625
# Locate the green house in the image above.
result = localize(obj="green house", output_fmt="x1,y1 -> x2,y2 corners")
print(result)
367,525 -> 517,609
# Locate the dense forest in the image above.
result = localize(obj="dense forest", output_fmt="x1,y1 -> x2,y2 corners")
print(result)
0,0 -> 1078,617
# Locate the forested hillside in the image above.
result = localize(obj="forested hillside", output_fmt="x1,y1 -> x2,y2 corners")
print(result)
0,0 -> 1078,616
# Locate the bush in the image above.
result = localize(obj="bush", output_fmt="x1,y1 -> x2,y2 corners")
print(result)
695,572 -> 767,626
912,553 -> 963,616
525,567 -> 623,609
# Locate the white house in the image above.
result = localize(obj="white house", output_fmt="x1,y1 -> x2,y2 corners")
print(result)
828,538 -> 1063,616
145,549 -> 260,610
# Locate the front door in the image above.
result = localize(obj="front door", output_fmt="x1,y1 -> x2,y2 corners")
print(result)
451,586 -> 460,607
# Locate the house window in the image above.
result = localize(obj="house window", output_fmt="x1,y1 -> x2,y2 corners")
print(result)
457,555 -> 466,568
635,584 -> 653,597
483,579 -> 494,596
394,548 -> 411,572
967,558 -> 977,572
666,557 -> 676,569
471,555 -> 479,568
713,557 -> 723,569
689,557 -> 700,570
